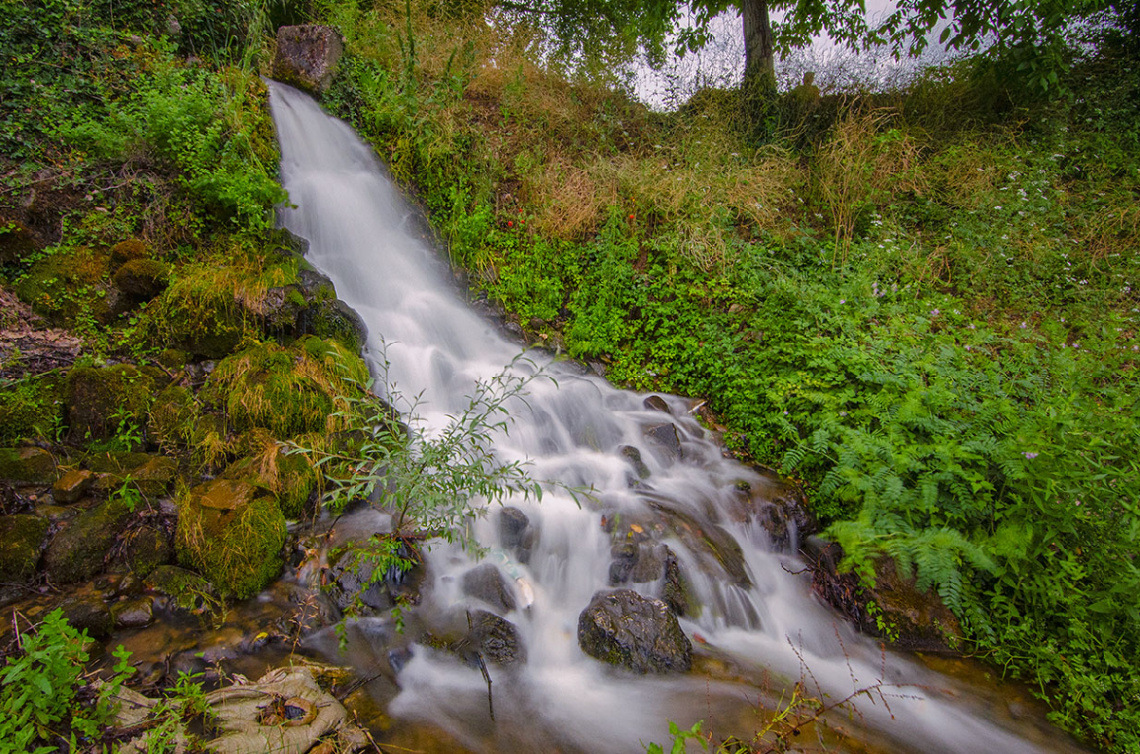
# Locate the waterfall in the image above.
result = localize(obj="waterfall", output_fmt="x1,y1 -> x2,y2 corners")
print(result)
268,81 -> 1084,754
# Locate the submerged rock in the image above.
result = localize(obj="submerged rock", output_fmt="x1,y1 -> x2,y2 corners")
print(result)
577,589 -> 692,674
644,422 -> 682,460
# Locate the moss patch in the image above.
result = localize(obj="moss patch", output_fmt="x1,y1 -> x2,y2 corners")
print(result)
13,246 -> 112,325
202,336 -> 367,438
175,479 -> 286,599
0,514 -> 50,583
113,258 -> 170,301
66,363 -> 156,443
0,446 -> 58,484
147,383 -> 198,453
222,445 -> 318,519
0,372 -> 66,444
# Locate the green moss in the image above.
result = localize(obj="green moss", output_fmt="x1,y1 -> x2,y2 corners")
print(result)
13,246 -> 112,325
201,336 -> 368,438
113,257 -> 170,300
0,515 -> 50,583
66,364 -> 156,443
175,482 -> 286,599
110,238 -> 148,265
222,448 -> 317,519
0,446 -> 58,484
143,273 -> 248,359
145,564 -> 218,612
0,372 -> 66,444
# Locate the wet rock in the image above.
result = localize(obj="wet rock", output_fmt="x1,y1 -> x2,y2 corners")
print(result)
730,469 -> 817,550
273,25 -> 344,94
0,514 -> 50,584
662,548 -> 691,617
57,593 -> 113,638
608,541 -> 639,585
642,395 -> 671,413
52,468 -> 94,503
468,609 -> 525,666
44,498 -> 133,583
328,553 -> 394,615
644,423 -> 682,460
577,589 -> 692,674
0,446 -> 57,484
112,596 -> 154,628
619,445 -> 650,481
462,562 -> 517,613
499,506 -> 533,563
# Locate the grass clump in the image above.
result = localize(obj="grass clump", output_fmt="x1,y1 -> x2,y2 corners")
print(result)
202,336 -> 368,438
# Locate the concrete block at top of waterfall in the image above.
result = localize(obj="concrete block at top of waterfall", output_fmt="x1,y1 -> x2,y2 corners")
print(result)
273,25 -> 344,94
577,589 -> 692,674
462,562 -> 517,613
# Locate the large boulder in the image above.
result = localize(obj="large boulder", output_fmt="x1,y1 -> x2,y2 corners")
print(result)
577,589 -> 692,674
273,25 -> 344,94
462,562 -> 516,613
66,364 -> 157,443
0,446 -> 57,485
469,609 -> 525,666
175,478 -> 286,599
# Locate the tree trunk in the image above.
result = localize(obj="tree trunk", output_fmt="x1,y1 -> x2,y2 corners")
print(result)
742,0 -> 775,87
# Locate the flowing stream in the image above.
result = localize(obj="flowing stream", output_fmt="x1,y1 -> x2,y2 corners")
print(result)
268,81 -> 1085,754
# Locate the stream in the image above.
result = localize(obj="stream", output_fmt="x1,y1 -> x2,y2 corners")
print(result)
266,81 -> 1087,754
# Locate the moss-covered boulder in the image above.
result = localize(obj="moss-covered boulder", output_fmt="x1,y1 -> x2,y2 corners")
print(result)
577,589 -> 692,674
202,337 -> 367,438
43,498 -> 134,583
301,298 -> 367,353
121,524 -> 174,578
222,447 -> 317,519
87,452 -> 178,499
13,246 -> 112,325
111,238 -> 149,266
143,274 -> 249,359
66,364 -> 156,443
0,446 -> 58,484
113,258 -> 170,302
175,478 -> 286,599
0,514 -> 50,584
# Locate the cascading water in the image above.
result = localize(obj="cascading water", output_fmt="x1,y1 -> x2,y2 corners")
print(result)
268,81 -> 1085,754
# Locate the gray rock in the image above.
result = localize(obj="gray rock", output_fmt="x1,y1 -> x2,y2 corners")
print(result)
642,395 -> 671,413
462,562 -> 516,613
577,589 -> 692,674
644,423 -> 682,461
619,445 -> 650,481
499,506 -> 534,564
112,597 -> 154,628
469,609 -> 525,666
273,25 -> 344,94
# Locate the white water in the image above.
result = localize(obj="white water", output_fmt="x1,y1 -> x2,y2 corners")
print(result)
268,81 -> 1083,754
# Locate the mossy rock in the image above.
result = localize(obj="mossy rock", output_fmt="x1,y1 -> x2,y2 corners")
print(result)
145,564 -> 217,613
87,453 -> 178,499
202,337 -> 367,438
143,275 -> 248,359
113,258 -> 170,302
13,246 -> 112,325
66,364 -> 156,443
0,372 -> 66,444
301,298 -> 368,353
176,478 -> 286,599
111,238 -> 149,266
222,448 -> 317,519
121,524 -> 174,578
0,446 -> 58,484
43,498 -> 134,583
0,514 -> 50,583
147,384 -> 198,452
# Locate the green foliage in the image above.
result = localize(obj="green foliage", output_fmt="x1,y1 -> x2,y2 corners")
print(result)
0,609 -> 134,754
291,350 -> 556,571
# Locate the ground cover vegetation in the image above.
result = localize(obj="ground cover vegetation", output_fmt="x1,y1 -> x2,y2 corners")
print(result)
1,0 -> 1138,750
307,0 -> 1140,748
